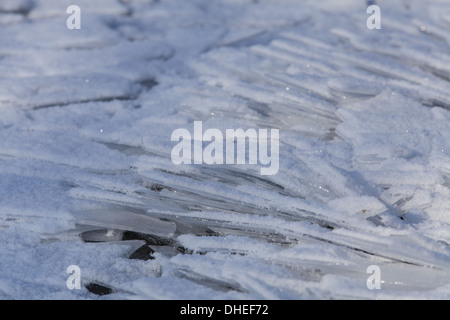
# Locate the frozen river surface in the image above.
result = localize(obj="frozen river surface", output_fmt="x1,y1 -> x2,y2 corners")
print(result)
0,0 -> 449,299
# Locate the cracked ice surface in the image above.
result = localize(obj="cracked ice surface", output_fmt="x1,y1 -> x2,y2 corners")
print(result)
0,0 -> 449,299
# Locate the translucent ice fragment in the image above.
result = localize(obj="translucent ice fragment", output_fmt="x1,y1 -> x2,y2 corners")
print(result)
73,208 -> 176,238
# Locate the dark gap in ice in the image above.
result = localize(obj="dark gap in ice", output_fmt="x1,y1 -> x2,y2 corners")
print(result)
129,244 -> 155,261
60,180 -> 78,190
305,233 -> 424,267
159,169 -> 200,180
224,169 -> 286,192
290,216 -> 337,230
138,180 -> 173,194
79,227 -> 189,260
138,79 -> 159,90
102,16 -> 130,31
123,230 -> 173,246
143,53 -> 174,63
222,30 -> 272,49
323,128 -> 340,141
85,283 -> 114,296
148,183 -> 164,192
32,96 -> 139,110
328,88 -> 379,101
123,230 -> 190,259
100,141 -> 148,156
247,100 -> 271,117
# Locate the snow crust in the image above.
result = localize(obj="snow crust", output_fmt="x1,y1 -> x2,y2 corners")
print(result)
0,0 -> 449,299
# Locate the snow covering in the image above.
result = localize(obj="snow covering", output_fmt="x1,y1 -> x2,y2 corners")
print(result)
0,0 -> 449,299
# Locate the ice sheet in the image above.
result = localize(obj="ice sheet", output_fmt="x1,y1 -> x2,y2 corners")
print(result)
0,0 -> 449,299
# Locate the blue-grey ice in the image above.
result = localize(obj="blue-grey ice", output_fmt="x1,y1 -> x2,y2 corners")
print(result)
0,0 -> 449,299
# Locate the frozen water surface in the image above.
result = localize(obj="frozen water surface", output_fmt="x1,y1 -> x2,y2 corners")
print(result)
0,0 -> 449,299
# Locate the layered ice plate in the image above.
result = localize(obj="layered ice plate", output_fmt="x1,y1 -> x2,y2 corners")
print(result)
0,0 -> 449,299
